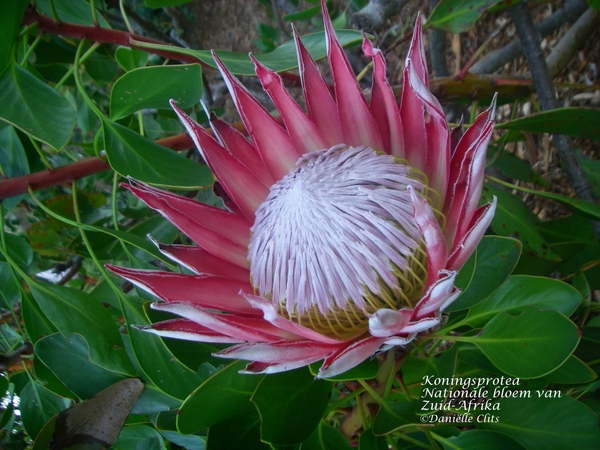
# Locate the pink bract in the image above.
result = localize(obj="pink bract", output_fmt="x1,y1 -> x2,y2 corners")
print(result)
108,2 -> 496,378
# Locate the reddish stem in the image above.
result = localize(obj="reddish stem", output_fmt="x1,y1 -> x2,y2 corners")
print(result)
0,134 -> 193,201
22,6 -> 203,65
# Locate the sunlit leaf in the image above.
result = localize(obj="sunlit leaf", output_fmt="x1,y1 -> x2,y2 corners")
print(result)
110,64 -> 202,120
102,118 -> 213,189
463,275 -> 582,327
131,30 -> 364,76
473,307 -> 580,378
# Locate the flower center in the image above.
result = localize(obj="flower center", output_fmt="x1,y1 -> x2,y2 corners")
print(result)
248,145 -> 437,339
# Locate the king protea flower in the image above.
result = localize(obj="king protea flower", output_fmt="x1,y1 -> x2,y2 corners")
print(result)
108,3 -> 496,378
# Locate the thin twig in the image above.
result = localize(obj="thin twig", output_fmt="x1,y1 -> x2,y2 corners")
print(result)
349,0 -> 410,32
546,7 -> 600,78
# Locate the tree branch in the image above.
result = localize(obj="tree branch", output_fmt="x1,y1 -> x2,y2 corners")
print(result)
349,0 -> 410,32
508,1 -> 600,242
470,0 -> 588,74
0,134 -> 193,201
22,6 -> 203,65
546,7 -> 600,79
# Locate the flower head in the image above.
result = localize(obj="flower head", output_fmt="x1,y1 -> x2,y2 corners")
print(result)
108,2 -> 496,378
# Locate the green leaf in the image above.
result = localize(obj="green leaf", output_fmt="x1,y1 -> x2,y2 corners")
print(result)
19,380 -> 70,440
496,108 -> 600,141
448,236 -> 521,312
36,0 -> 110,27
22,291 -> 57,344
494,152 -> 547,186
0,262 -> 20,308
489,179 -> 600,222
132,30 -> 364,76
427,0 -> 505,33
0,233 -> 33,266
578,150 -> 600,198
35,333 -> 127,399
473,307 -> 580,378
0,0 -> 29,75
115,47 -> 149,72
27,281 -> 135,375
482,395 -> 600,450
372,400 -> 422,435
113,424 -> 165,450
300,422 -> 353,450
102,118 -> 213,189
144,0 -> 194,8
155,410 -> 207,449
0,124 -> 29,208
177,360 -> 264,434
440,430 -> 524,450
283,5 -> 320,21
588,0 -> 600,12
358,429 -> 389,450
120,295 -> 203,401
310,357 -> 379,381
110,64 -> 202,120
206,410 -> 270,450
535,355 -> 597,384
252,368 -> 333,445
0,63 -> 76,150
480,183 -> 559,260
463,275 -> 582,328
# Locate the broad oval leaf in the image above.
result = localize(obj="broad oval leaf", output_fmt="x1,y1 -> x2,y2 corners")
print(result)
0,0 -> 29,75
27,281 -> 135,375
440,430 -> 524,450
480,183 -> 559,260
35,333 -> 127,399
448,236 -> 521,312
251,368 -> 333,445
20,381 -> 70,440
464,275 -> 583,328
0,124 -> 29,209
115,47 -> 149,72
110,64 -> 202,120
0,233 -> 33,266
300,422 -> 353,450
177,360 -> 264,434
0,63 -> 75,150
120,295 -> 203,401
102,118 -> 213,189
482,395 -> 600,450
473,307 -> 580,378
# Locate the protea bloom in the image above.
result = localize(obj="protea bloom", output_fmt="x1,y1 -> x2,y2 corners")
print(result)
108,3 -> 496,378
